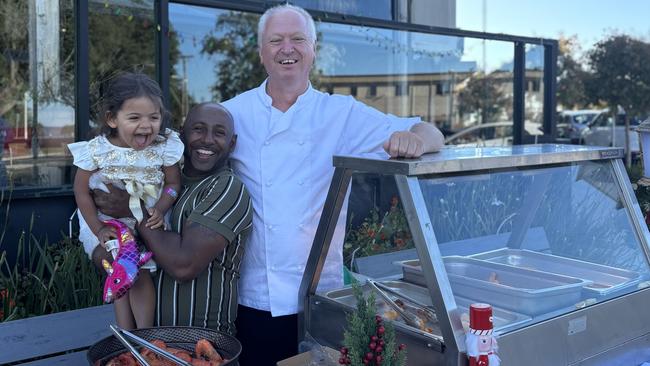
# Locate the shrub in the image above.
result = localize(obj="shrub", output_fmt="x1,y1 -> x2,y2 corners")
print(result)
344,196 -> 414,268
0,215 -> 103,322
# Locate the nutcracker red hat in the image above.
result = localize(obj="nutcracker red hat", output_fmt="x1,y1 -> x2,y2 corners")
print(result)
469,303 -> 493,336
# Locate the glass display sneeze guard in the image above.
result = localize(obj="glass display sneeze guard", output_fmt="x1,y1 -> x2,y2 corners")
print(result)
299,145 -> 650,366
401,157 -> 650,337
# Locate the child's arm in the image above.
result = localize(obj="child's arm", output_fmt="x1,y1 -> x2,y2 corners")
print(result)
73,169 -> 115,243
146,163 -> 182,229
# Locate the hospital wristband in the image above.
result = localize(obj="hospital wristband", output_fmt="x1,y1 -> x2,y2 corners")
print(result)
165,187 -> 178,199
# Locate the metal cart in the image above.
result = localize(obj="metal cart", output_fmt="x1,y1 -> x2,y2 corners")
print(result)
298,144 -> 650,365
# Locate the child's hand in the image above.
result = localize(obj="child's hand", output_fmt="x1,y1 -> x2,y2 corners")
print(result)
97,225 -> 117,247
146,207 -> 164,229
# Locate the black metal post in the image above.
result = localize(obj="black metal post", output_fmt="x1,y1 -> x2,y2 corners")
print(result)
543,41 -> 558,138
512,42 -> 525,145
156,0 -> 170,110
75,0 -> 89,141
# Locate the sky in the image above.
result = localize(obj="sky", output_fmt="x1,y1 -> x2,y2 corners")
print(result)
456,0 -> 650,58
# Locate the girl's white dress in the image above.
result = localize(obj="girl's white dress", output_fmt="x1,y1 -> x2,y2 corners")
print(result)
68,129 -> 183,260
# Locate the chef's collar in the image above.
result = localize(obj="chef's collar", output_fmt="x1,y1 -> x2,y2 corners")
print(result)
257,78 -> 315,109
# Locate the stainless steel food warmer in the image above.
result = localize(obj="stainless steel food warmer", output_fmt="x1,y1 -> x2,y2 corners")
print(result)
298,145 -> 650,366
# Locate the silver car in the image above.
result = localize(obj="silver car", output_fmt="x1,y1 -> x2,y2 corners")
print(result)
557,109 -> 602,144
582,109 -> 639,156
445,121 -> 543,147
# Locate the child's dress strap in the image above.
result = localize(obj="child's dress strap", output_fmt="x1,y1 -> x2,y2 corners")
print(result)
67,140 -> 97,170
161,129 -> 184,166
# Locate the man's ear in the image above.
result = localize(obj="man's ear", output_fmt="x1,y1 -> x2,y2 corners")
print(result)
229,134 -> 237,152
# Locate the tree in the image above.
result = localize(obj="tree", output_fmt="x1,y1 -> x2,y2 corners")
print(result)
586,35 -> 650,117
556,36 -> 590,109
0,0 -> 29,117
457,72 -> 508,125
201,12 -> 266,101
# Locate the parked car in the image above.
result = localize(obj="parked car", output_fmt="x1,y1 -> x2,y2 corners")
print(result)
582,109 -> 640,156
445,121 -> 543,147
556,109 -> 602,144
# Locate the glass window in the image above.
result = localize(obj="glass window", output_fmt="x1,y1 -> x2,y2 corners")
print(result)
169,3 -> 561,151
169,4 -> 262,125
395,83 -> 407,96
1,0 -> 75,190
316,25 -> 514,136
169,4 -> 522,140
88,0 -> 156,131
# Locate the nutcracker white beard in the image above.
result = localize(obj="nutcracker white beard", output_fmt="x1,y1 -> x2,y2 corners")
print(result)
465,332 -> 501,366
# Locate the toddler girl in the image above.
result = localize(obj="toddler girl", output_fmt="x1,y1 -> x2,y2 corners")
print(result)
68,72 -> 182,329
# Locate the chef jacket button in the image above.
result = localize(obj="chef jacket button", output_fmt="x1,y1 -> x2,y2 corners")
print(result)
298,180 -> 304,185
298,223 -> 304,229
264,140 -> 270,146
298,140 -> 305,145
267,224 -> 273,230
266,181 -> 272,187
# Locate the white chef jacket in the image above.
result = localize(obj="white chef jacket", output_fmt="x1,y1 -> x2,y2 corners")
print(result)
223,80 -> 419,316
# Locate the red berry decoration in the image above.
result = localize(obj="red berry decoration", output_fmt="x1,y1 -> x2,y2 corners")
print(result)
398,343 -> 406,351
342,284 -> 407,366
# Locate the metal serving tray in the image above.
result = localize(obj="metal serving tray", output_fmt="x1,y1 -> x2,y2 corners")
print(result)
469,248 -> 641,297
323,282 -> 442,338
323,280 -> 531,334
397,257 -> 591,315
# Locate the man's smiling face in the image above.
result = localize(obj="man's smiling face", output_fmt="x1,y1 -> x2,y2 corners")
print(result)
259,9 -> 315,84
181,104 -> 236,177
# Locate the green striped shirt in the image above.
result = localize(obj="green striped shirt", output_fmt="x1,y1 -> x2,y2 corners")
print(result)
154,167 -> 252,335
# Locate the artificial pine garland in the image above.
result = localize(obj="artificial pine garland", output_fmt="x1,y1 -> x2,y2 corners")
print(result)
339,283 -> 407,366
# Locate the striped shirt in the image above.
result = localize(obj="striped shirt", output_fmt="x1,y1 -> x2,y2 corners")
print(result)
154,167 -> 252,335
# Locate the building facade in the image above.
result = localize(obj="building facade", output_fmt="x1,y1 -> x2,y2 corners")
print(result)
0,0 -> 557,247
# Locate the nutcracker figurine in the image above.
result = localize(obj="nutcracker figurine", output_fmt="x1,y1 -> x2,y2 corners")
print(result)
465,303 -> 500,366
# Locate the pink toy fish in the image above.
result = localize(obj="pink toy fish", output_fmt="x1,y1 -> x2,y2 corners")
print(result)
101,219 -> 153,303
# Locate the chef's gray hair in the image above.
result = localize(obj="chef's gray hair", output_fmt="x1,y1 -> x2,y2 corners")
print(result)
257,4 -> 317,48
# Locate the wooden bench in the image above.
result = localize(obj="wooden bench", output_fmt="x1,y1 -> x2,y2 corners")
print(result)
0,304 -> 115,365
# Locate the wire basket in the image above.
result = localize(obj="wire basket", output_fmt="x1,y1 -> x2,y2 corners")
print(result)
87,326 -> 241,365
